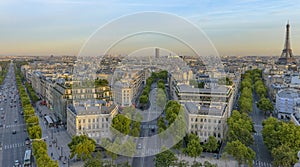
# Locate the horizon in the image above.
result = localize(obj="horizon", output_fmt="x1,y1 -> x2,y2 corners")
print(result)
1,0 -> 300,57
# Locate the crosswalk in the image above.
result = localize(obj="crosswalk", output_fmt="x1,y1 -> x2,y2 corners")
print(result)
253,160 -> 272,167
0,124 -> 26,129
3,142 -> 25,150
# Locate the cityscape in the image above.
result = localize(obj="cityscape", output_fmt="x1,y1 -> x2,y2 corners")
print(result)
1,1 -> 300,167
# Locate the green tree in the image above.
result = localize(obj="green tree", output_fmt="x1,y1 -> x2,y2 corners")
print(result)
224,140 -> 255,167
28,125 -> 42,139
203,161 -> 217,167
68,135 -> 96,160
227,110 -> 254,146
204,136 -> 219,152
156,88 -> 167,108
111,114 -> 131,135
139,95 -> 148,104
271,144 -> 297,167
257,97 -> 274,115
154,148 -> 178,167
198,82 -> 205,88
184,135 -> 203,162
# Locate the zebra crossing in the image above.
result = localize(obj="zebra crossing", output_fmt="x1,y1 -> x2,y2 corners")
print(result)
253,160 -> 272,167
3,142 -> 25,150
2,123 -> 25,128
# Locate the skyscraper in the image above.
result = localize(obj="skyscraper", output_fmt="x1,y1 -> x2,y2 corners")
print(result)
155,48 -> 159,58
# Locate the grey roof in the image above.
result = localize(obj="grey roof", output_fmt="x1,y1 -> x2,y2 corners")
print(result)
277,89 -> 300,99
184,102 -> 226,116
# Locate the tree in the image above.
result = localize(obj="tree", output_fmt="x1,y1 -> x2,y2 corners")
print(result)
139,95 -> 148,104
95,78 -> 109,87
28,125 -> 42,139
184,135 -> 203,161
68,135 -> 96,160
203,161 -> 217,167
84,158 -> 103,167
257,97 -> 274,115
154,148 -> 178,167
111,114 -> 131,135
26,116 -> 39,127
271,144 -> 297,167
156,88 -> 167,108
224,140 -> 255,167
227,110 -> 254,146
198,82 -> 205,88
204,136 -> 218,152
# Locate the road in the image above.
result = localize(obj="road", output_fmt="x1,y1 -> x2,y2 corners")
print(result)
0,62 -> 31,167
132,85 -> 163,167
250,92 -> 273,167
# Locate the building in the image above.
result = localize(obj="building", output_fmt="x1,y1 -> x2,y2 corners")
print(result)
112,69 -> 145,107
67,100 -> 118,143
276,88 -> 300,119
52,82 -> 72,125
291,104 -> 300,126
112,80 -> 132,107
172,84 -> 234,114
184,102 -> 228,142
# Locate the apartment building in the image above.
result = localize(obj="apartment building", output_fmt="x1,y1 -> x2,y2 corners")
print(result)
184,102 -> 228,142
67,100 -> 118,143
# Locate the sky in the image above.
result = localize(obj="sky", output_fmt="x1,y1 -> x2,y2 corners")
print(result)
1,0 -> 300,57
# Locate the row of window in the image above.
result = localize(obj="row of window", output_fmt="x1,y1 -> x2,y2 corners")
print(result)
191,131 -> 221,138
78,123 -> 108,130
78,117 -> 109,123
190,118 -> 222,124
190,124 -> 221,130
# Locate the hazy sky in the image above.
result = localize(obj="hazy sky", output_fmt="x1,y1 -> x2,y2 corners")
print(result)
1,0 -> 300,56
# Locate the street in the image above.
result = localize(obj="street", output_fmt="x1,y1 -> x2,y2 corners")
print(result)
250,92 -> 273,167
132,86 -> 163,167
0,62 -> 30,167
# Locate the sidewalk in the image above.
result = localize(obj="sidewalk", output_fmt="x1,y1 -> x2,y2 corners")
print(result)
175,154 -> 238,167
35,101 -> 71,167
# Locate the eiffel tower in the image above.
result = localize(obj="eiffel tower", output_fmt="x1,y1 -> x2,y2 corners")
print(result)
277,21 -> 296,65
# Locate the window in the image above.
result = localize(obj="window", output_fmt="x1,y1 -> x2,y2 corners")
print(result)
88,119 -> 91,123
78,119 -> 81,123
83,119 -> 85,123
208,119 -> 211,123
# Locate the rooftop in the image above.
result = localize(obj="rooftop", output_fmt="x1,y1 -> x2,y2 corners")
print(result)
277,89 -> 300,99
184,102 -> 226,116
177,84 -> 229,94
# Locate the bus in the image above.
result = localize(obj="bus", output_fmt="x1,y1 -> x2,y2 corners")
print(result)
44,115 -> 54,127
24,149 -> 31,166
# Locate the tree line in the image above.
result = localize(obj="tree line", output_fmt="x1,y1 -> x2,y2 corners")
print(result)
252,69 -> 273,115
224,70 -> 258,167
15,62 -> 58,167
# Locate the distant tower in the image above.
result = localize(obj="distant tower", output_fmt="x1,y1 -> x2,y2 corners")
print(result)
155,48 -> 159,58
277,21 -> 296,65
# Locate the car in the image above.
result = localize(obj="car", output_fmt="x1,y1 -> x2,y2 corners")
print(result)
0,108 -> 3,111
14,119 -> 17,123
12,130 -> 16,134
14,160 -> 19,167
25,137 -> 30,145
0,123 -> 3,128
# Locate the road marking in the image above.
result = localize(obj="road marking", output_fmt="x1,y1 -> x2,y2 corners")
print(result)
4,142 -> 25,150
